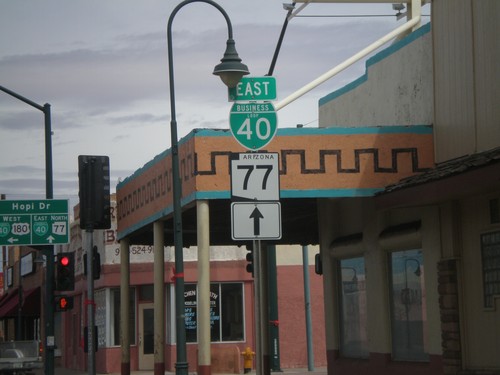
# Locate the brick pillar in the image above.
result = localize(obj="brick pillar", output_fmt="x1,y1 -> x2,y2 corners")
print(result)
438,259 -> 462,375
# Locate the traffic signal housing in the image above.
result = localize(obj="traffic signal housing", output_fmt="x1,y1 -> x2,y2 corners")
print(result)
56,252 -> 75,291
84,246 -> 101,279
245,243 -> 254,277
54,295 -> 74,312
78,155 -> 111,230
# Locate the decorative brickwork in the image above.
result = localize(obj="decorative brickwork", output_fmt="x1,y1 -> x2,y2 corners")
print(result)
117,127 -> 434,239
438,259 -> 462,375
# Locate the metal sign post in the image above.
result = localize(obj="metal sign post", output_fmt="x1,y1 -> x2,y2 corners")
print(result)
253,239 -> 263,375
85,230 -> 96,375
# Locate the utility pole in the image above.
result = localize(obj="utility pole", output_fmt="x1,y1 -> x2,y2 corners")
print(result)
0,85 -> 55,375
78,155 -> 111,375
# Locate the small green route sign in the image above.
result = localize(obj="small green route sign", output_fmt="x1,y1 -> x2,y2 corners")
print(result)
229,102 -> 278,151
0,199 -> 69,246
228,76 -> 277,102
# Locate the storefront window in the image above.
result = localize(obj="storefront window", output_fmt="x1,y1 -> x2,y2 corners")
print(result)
481,231 -> 500,308
338,257 -> 368,358
389,249 -> 428,361
110,287 -> 136,346
184,283 -> 244,343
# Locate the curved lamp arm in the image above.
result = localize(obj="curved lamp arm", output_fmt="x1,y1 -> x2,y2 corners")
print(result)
165,2 -> 248,374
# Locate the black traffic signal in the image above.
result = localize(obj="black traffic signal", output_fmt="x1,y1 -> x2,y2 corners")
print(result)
78,155 -> 111,230
84,246 -> 101,279
54,295 -> 74,312
245,243 -> 254,277
56,252 -> 75,291
315,253 -> 323,275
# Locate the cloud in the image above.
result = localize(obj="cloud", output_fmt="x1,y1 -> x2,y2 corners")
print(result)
0,0 -> 415,205
0,110 -> 46,131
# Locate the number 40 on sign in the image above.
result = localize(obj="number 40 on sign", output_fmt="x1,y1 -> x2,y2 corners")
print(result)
229,102 -> 278,151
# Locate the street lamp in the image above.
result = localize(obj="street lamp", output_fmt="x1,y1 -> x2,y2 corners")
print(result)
0,85 -> 55,375
166,2 -> 249,375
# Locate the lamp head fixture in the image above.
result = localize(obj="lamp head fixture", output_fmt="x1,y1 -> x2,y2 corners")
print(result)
213,38 -> 249,88
414,266 -> 421,277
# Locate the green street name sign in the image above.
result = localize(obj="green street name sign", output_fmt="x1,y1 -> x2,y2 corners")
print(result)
0,199 -> 70,246
229,102 -> 278,151
228,76 -> 277,102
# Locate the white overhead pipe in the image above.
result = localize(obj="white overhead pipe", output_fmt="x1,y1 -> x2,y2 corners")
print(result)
288,1 -> 312,22
294,0 -> 412,3
275,0 -> 421,111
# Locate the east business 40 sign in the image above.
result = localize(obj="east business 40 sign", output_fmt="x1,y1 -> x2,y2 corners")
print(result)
229,102 -> 278,151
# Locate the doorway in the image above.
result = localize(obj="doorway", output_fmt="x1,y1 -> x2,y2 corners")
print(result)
138,303 -> 154,370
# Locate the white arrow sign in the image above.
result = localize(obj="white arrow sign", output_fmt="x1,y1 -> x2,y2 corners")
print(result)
231,202 -> 281,240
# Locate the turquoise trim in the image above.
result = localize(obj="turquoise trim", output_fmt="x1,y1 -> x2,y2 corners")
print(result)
280,188 -> 384,198
191,128 -> 231,137
277,125 -> 432,135
118,209 -> 166,240
319,22 -> 431,107
117,129 -> 221,190
195,191 -> 231,200
117,187 -> 384,239
367,22 -> 431,67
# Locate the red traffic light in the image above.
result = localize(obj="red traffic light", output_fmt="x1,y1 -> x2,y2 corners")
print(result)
60,256 -> 70,266
56,252 -> 75,291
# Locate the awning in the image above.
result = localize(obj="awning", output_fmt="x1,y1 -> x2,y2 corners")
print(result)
0,287 -> 41,318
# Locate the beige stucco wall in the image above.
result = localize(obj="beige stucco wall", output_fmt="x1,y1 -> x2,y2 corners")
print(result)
432,0 -> 500,161
318,23 -> 432,128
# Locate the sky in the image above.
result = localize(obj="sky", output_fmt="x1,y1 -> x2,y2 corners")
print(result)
0,0 -> 430,210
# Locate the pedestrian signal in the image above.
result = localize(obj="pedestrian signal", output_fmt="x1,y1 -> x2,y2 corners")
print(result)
55,295 -> 74,311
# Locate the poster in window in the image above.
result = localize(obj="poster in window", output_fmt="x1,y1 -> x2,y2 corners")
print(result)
210,284 -> 220,341
184,284 -> 197,342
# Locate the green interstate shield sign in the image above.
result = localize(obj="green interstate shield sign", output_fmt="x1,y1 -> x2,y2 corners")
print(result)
229,102 -> 278,151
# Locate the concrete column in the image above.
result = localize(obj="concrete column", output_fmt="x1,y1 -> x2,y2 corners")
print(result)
317,199 -> 339,373
120,238 -> 131,375
154,221 -> 165,375
197,200 -> 211,375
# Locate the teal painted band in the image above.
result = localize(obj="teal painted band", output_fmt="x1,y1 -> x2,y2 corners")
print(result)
319,22 -> 431,107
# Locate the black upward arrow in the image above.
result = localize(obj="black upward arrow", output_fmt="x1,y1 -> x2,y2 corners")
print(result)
250,207 -> 264,236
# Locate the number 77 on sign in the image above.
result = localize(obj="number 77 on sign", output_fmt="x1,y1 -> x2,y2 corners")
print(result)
230,153 -> 280,202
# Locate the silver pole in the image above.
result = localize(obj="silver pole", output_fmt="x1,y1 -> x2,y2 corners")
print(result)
254,239 -> 263,375
86,230 -> 95,375
302,246 -> 314,371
